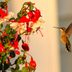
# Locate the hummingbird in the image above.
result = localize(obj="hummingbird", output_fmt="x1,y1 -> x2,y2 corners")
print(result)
54,23 -> 72,52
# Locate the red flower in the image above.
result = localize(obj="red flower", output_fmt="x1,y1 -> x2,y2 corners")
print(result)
27,27 -> 32,32
18,16 -> 29,23
31,8 -> 41,22
0,43 -> 4,52
27,2 -> 35,5
25,62 -> 29,67
31,16 -> 38,22
35,8 -> 41,18
22,43 -> 29,51
15,49 -> 20,55
28,11 -> 34,20
27,2 -> 31,4
10,40 -> 19,49
0,8 -> 7,18
10,19 -> 16,22
29,57 -> 36,69
2,32 -> 8,36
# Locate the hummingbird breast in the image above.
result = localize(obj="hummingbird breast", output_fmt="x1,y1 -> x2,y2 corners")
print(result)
60,31 -> 67,45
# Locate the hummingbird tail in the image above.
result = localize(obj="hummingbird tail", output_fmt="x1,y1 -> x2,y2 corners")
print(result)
66,39 -> 71,52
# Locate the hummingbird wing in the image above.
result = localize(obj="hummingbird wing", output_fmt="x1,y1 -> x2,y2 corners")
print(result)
65,23 -> 72,37
66,38 -> 71,52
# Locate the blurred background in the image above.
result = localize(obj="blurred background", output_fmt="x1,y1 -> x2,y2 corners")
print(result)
58,0 -> 72,72
4,0 -> 72,72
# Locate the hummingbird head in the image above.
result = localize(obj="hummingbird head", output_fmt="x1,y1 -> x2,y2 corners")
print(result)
54,27 -> 66,31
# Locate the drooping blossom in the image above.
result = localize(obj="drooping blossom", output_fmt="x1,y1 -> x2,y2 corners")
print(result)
22,43 -> 29,51
0,43 -> 4,52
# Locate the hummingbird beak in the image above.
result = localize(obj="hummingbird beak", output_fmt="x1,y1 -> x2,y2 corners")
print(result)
53,27 -> 62,29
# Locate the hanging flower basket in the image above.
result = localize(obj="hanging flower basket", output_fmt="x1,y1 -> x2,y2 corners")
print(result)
0,0 -> 43,72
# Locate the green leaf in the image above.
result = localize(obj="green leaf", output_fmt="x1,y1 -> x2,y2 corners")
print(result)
2,55 -> 7,62
16,64 -> 20,70
9,17 -> 15,20
5,24 -> 10,29
5,24 -> 16,35
1,52 -> 5,56
29,4 -> 34,11
0,23 -> 3,29
21,50 -> 24,52
4,43 -> 11,49
16,17 -> 20,21
23,2 -> 28,6
11,67 -> 21,72
17,12 -> 22,18
11,68 -> 16,72
17,58 -> 24,64
17,70 -> 22,72
0,59 -> 2,63
5,25 -> 11,34
22,67 -> 29,72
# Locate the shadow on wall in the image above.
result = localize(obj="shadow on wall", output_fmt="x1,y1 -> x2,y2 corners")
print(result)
58,0 -> 72,17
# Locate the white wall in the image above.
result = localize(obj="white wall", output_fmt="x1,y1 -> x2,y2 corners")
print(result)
8,0 -> 61,72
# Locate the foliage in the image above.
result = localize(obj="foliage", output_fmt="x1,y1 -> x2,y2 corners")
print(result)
0,0 -> 43,72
